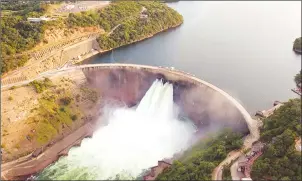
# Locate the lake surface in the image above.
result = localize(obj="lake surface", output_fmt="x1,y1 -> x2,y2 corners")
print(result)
87,1 -> 301,114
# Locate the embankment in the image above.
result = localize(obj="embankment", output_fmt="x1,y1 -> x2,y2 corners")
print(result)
1,123 -> 94,180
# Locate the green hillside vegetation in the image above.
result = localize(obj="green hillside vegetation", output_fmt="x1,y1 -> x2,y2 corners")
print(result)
97,1 -> 183,50
251,98 -> 301,180
1,1 -> 48,73
293,37 -> 301,50
22,78 -> 80,145
1,1 -> 183,74
294,70 -> 301,88
156,130 -> 243,180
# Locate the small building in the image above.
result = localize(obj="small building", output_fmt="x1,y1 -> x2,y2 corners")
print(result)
27,16 -> 52,23
140,6 -> 148,19
241,177 -> 253,181
143,160 -> 171,180
140,14 -> 148,19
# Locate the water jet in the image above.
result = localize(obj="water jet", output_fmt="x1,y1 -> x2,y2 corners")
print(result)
1,64 -> 258,180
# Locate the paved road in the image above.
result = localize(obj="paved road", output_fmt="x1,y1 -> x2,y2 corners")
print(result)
212,151 -> 242,180
230,156 -> 246,180
212,128 -> 260,180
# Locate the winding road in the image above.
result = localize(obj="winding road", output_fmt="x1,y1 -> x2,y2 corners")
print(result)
212,121 -> 260,180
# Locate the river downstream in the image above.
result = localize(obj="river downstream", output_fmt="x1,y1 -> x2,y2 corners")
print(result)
87,1 -> 301,114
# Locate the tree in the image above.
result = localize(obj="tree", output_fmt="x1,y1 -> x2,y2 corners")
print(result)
294,70 -> 301,88
293,37 -> 301,50
251,99 -> 301,180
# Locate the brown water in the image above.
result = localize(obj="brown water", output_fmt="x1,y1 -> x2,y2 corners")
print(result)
88,1 -> 301,114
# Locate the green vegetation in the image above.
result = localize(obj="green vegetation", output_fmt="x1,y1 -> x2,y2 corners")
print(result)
293,37 -> 301,51
1,1 -> 182,73
1,1 -> 49,73
9,86 -> 17,90
59,97 -> 72,105
156,130 -> 243,180
8,96 -> 13,101
64,1 -> 183,50
29,78 -> 53,93
222,163 -> 232,181
70,114 -> 78,121
251,98 -> 301,180
294,70 -> 301,88
25,91 -> 81,145
97,1 -> 183,50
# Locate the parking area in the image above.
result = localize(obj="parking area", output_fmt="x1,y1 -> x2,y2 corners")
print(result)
55,1 -> 110,14
231,142 -> 264,180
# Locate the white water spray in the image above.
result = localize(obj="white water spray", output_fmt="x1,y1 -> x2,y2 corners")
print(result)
37,79 -> 197,180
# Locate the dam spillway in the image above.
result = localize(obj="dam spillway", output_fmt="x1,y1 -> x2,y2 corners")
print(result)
36,79 -> 197,180
1,64 -> 257,180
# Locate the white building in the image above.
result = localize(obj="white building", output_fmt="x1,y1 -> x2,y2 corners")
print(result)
27,16 -> 52,23
241,178 -> 253,181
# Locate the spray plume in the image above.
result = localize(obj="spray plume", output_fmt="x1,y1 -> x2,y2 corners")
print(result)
36,79 -> 197,180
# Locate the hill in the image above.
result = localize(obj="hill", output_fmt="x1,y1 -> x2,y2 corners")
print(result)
251,98 -> 301,180
1,1 -> 183,74
156,130 -> 243,180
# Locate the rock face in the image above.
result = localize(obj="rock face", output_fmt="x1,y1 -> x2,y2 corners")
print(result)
82,64 -> 250,134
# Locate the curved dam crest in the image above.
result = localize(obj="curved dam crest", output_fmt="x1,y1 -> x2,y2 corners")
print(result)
1,63 -> 259,180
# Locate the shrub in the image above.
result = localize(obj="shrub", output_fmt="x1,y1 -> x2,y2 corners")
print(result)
29,78 -> 53,93
59,97 -> 72,105
8,96 -> 13,101
9,86 -> 16,90
293,37 -> 301,50
70,114 -> 78,121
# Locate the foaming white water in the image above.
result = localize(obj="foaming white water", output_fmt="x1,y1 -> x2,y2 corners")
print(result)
36,80 -> 197,180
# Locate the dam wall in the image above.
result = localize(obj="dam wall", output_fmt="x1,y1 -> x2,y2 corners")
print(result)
1,64 -> 258,180
80,64 -> 252,134
61,38 -> 101,64
2,63 -> 256,136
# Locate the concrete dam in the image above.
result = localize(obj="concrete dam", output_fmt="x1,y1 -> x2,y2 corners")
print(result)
80,64 -> 253,134
1,64 -> 259,180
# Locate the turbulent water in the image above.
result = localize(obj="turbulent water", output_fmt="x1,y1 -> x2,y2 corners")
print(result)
36,80 -> 197,180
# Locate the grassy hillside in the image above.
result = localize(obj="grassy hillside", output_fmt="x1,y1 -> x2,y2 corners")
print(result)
251,98 -> 301,180
156,130 -> 243,180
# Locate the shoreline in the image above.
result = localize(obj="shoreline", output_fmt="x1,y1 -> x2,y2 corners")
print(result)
95,22 -> 183,56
